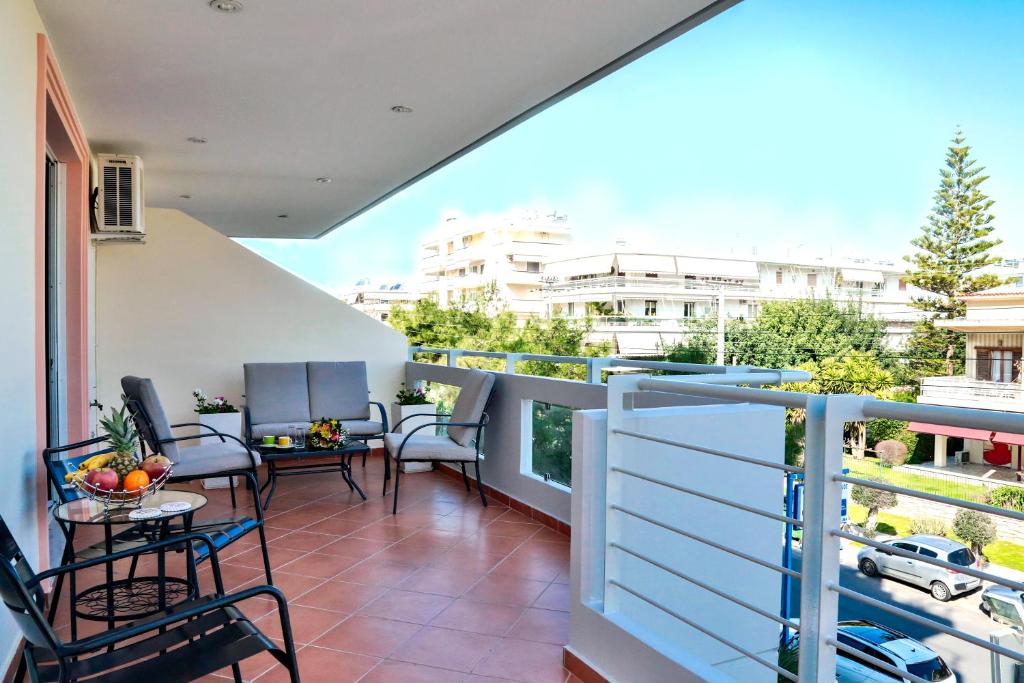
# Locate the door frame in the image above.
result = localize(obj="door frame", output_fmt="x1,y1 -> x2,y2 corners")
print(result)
35,34 -> 90,567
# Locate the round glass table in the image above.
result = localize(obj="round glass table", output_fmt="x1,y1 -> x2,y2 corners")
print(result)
53,488 -> 209,635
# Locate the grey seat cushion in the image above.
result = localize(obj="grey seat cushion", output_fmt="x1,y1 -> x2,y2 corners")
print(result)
307,361 -> 371,420
342,420 -> 384,437
448,370 -> 495,446
121,376 -> 179,460
249,421 -> 313,440
171,441 -> 260,478
244,363 -> 311,425
384,433 -> 477,462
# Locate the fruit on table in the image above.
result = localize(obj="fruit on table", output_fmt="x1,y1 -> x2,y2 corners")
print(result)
76,452 -> 114,472
141,454 -> 171,480
99,402 -> 140,479
64,469 -> 87,484
109,450 -> 139,480
123,470 -> 150,493
85,467 -> 118,492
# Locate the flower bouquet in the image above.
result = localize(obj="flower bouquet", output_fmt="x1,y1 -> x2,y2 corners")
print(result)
308,417 -> 350,449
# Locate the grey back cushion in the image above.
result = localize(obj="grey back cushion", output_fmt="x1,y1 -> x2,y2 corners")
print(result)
447,369 -> 495,446
307,361 -> 371,420
244,363 -> 311,425
120,376 -> 178,460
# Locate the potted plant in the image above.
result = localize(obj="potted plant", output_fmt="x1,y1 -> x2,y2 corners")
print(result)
193,388 -> 241,489
391,383 -> 435,473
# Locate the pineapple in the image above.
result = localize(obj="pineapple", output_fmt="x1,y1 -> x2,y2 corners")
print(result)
100,401 -> 140,481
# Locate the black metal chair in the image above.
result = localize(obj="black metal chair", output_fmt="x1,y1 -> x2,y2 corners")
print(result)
0,515 -> 300,683
383,368 -> 494,514
42,433 -> 272,628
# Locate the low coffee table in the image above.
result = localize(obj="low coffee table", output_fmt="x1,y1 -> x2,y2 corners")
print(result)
255,441 -> 369,509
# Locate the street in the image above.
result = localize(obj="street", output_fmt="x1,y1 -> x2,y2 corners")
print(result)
790,546 -> 1002,682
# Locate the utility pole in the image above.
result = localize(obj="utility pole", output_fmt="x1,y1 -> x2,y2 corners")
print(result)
716,287 -> 726,365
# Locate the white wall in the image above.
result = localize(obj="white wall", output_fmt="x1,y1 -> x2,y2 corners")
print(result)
96,208 -> 407,426
0,0 -> 46,670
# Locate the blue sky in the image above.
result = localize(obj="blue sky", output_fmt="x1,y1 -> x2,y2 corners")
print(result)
239,0 -> 1024,294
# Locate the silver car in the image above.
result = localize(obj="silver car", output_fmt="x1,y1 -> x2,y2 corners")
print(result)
981,585 -> 1024,630
857,534 -> 981,601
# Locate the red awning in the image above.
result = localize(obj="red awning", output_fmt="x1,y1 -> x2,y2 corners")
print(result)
994,432 -> 1024,446
907,422 -> 993,441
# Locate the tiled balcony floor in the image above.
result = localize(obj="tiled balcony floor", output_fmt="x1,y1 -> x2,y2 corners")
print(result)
50,457 -> 578,683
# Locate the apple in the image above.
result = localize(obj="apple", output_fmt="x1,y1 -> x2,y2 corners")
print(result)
141,454 -> 171,480
85,467 -> 118,493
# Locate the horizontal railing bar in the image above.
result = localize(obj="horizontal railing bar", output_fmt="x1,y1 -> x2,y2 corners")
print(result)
612,466 -> 802,526
829,583 -> 1024,666
834,474 -> 1024,524
613,429 -> 804,473
635,378 -> 812,408
832,529 -> 1024,593
610,504 -> 801,578
829,640 -> 931,683
457,350 -> 511,359
608,580 -> 798,682
863,397 -> 1024,434
520,353 -> 590,364
608,358 -> 728,374
639,370 -> 811,389
610,542 -> 800,631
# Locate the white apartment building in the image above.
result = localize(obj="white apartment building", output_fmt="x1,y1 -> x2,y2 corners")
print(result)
541,251 -> 927,355
418,209 -> 571,318
343,280 -> 421,323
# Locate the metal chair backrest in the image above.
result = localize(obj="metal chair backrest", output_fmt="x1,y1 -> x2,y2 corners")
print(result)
0,515 -> 61,652
42,438 -> 115,503
121,376 -> 179,460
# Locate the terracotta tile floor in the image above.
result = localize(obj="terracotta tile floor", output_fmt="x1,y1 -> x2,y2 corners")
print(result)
51,457 -> 574,682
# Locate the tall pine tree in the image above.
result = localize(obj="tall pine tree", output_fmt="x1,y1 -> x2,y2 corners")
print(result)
905,128 -> 1006,376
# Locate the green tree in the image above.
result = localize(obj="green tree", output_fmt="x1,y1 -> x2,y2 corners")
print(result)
728,299 -> 887,369
905,128 -> 1007,376
851,481 -> 898,531
952,509 -> 997,558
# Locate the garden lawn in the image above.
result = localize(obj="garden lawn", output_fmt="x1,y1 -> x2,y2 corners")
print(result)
843,457 -> 990,504
847,503 -> 1024,573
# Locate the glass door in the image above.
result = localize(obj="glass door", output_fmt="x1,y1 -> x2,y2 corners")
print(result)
45,152 -> 69,448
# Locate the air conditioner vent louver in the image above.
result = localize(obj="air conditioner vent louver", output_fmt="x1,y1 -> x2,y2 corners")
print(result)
94,154 -> 144,235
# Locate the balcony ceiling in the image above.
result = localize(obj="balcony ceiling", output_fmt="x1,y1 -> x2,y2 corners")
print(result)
36,0 -> 723,239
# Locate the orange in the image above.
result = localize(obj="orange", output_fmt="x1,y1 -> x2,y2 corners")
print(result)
123,469 -> 150,493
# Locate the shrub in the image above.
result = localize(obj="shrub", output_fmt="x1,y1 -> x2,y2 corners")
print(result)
911,432 -> 934,465
909,518 -> 948,536
851,481 -> 898,530
867,418 -> 918,461
875,439 -> 909,467
990,486 -> 1024,512
952,509 -> 997,556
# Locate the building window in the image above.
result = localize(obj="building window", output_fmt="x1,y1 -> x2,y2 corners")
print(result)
567,302 -> 575,316
530,401 -> 574,487
775,270 -> 783,285
747,303 -> 760,318
644,299 -> 658,316
681,302 -> 695,318
807,273 -> 817,287
977,348 -> 1023,383
462,235 -> 472,247
899,278 -> 907,291
458,268 -> 466,277
447,241 -> 454,254
616,300 -> 625,314
526,261 -> 540,273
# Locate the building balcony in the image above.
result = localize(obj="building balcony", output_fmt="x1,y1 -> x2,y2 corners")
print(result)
919,375 -> 1024,412
542,275 -> 759,300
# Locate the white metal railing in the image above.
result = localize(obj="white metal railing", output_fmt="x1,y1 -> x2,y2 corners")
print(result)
542,275 -> 759,294
406,345 -> 798,385
920,374 -> 1024,402
593,373 -> 1024,682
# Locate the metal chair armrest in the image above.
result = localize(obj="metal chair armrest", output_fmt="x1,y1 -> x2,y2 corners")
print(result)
393,419 -> 486,461
391,412 -> 451,432
370,401 -> 390,433
171,422 -> 226,441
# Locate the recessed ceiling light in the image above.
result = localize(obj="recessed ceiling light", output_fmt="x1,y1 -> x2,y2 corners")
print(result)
186,136 -> 207,144
391,105 -> 413,114
277,214 -> 289,219
209,0 -> 243,13
179,194 -> 192,199
315,177 -> 333,184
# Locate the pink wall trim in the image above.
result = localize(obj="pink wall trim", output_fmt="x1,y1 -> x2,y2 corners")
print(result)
36,33 -> 91,568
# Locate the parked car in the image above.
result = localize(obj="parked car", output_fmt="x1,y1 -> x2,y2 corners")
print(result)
980,585 -> 1024,630
786,620 -> 955,682
836,620 -> 955,682
857,534 -> 980,601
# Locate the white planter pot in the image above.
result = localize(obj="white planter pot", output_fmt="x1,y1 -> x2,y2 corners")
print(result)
198,411 -> 242,489
391,402 -> 436,473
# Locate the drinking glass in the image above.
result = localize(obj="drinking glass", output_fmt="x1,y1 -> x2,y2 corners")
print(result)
291,424 -> 306,449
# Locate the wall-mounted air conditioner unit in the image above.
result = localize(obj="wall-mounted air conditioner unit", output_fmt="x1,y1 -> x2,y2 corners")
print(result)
93,154 -> 144,236
952,450 -> 968,465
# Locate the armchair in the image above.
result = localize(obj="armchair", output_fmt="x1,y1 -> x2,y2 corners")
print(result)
383,368 -> 494,514
0,516 -> 300,683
